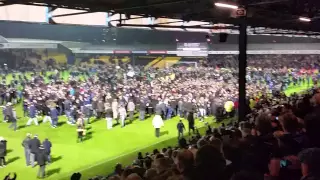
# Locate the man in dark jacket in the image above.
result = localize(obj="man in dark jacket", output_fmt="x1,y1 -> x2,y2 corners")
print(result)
28,135 -> 40,168
42,138 -> 52,164
187,112 -> 195,135
26,102 -> 38,126
83,105 -> 91,124
139,99 -> 147,120
64,98 -> 73,124
22,133 -> 31,166
37,145 -> 48,179
97,100 -> 104,119
177,120 -> 186,139
0,137 -> 6,167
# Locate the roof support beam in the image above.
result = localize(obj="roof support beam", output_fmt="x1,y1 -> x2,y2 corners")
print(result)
248,0 -> 290,6
51,11 -> 91,18
155,20 -> 184,25
117,23 -> 238,29
110,16 -> 144,22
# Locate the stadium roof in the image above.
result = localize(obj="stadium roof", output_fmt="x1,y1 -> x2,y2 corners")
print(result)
1,0 -> 320,34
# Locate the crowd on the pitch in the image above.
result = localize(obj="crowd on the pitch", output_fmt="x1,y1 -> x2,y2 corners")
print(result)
1,54 -> 320,133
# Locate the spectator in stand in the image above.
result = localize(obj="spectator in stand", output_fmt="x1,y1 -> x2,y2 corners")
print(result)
175,149 -> 195,180
299,148 -> 320,180
152,157 -> 173,180
277,113 -> 309,156
195,144 -> 227,180
242,113 -> 278,174
107,163 -> 123,178
304,93 -> 320,148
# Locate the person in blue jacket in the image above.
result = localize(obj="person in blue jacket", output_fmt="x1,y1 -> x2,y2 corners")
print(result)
42,138 -> 52,164
2,105 -> 7,122
23,100 -> 28,117
50,106 -> 59,128
82,104 -> 91,124
26,101 -> 38,126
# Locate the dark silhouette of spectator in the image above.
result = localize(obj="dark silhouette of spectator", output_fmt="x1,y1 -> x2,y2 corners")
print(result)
298,148 -> 320,180
195,145 -> 227,180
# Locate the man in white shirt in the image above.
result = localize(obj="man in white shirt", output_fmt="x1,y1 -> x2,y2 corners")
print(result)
152,114 -> 164,138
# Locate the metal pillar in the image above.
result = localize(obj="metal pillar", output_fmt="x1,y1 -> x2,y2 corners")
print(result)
132,54 -> 135,66
238,14 -> 247,122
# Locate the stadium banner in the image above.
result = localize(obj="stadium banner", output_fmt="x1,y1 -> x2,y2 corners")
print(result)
113,50 -> 132,54
0,43 -> 57,49
167,51 -> 177,54
71,49 -> 320,55
177,51 -> 208,57
132,51 -> 148,54
148,51 -> 167,54
177,43 -> 208,51
177,43 -> 209,57
72,50 -> 113,54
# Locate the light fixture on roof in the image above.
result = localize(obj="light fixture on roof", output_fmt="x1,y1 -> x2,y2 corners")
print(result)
214,2 -> 238,10
299,17 -> 311,22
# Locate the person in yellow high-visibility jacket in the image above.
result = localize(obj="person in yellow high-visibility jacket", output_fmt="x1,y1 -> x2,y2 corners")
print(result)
224,101 -> 234,117
249,98 -> 256,110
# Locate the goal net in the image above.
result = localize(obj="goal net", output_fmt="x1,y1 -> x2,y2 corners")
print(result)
165,61 -> 198,69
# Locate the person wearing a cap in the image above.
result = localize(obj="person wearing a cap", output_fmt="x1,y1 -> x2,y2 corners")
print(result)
22,133 -> 32,166
28,135 -> 40,168
42,138 -> 52,164
26,101 -> 38,126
